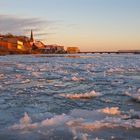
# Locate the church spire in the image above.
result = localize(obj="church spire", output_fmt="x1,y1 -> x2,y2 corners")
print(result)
30,30 -> 34,42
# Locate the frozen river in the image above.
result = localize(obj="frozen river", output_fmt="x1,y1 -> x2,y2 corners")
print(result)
0,54 -> 140,140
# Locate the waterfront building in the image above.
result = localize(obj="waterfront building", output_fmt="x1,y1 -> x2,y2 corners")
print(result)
0,30 -> 70,54
33,41 -> 45,49
67,47 -> 80,54
45,45 -> 65,53
0,35 -> 31,54
0,38 -> 21,52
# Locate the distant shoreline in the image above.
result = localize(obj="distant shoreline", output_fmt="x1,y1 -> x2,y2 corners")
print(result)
0,51 -> 140,56
78,51 -> 140,54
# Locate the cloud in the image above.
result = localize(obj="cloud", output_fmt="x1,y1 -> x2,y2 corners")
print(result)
35,33 -> 56,36
0,15 -> 57,39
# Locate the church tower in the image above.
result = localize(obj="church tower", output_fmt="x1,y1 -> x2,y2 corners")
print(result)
30,30 -> 34,42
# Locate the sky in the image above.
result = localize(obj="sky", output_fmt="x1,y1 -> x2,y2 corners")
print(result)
0,0 -> 140,51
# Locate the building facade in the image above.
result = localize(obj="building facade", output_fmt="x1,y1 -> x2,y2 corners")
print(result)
67,47 -> 80,54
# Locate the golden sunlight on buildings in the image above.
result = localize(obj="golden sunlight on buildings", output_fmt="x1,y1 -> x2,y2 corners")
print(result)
0,31 -> 80,55
0,36 -> 31,54
67,47 -> 80,54
17,41 -> 24,51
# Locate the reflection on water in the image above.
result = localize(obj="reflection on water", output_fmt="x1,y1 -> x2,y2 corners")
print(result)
0,54 -> 140,139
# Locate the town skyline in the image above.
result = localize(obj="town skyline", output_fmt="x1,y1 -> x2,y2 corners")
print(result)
0,0 -> 140,51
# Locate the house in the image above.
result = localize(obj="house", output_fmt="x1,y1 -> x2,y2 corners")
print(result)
67,47 -> 80,54
33,41 -> 45,49
45,45 -> 65,53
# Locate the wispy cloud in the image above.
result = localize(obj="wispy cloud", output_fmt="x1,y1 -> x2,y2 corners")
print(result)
0,15 -> 58,39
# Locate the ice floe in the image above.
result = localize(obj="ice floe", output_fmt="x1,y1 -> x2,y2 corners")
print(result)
71,76 -> 85,82
107,68 -> 125,74
59,90 -> 102,99
10,107 -> 140,135
98,107 -> 121,115
125,89 -> 140,102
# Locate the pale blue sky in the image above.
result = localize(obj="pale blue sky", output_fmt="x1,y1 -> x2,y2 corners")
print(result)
0,0 -> 140,51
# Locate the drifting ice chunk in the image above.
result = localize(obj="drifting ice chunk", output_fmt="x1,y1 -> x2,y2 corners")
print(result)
98,107 -> 121,115
59,90 -> 102,99
125,90 -> 140,102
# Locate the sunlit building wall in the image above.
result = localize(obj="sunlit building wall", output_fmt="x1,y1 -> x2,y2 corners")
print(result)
67,47 -> 80,54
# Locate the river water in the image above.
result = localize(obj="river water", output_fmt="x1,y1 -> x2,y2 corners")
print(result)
0,54 -> 140,140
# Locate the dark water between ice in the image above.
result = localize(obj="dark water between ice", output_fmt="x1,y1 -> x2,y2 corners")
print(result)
0,54 -> 140,140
